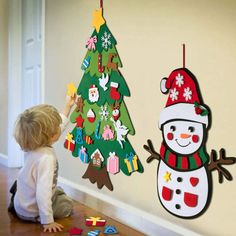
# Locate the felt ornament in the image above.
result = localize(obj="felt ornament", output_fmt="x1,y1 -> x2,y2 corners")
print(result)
107,53 -> 118,72
110,118 -> 129,148
88,230 -> 100,236
75,127 -> 83,144
67,83 -> 76,97
84,135 -> 93,145
107,152 -> 119,174
99,73 -> 109,91
64,133 -> 75,152
92,8 -> 105,33
89,85 -> 99,103
102,125 -> 114,140
101,31 -> 112,50
76,115 -> 84,128
95,121 -> 102,140
98,53 -> 105,73
124,152 -> 138,173
87,109 -> 96,123
86,35 -> 97,51
110,82 -> 120,100
68,227 -> 83,236
144,45 -> 236,219
110,101 -> 120,121
75,96 -> 84,113
104,225 -> 118,234
86,217 -> 106,227
79,146 -> 89,163
81,56 -> 91,70
91,149 -> 104,168
99,105 -> 109,121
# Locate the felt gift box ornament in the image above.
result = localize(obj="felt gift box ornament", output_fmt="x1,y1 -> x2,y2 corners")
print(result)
64,133 -> 75,152
85,217 -> 106,227
107,152 -> 119,174
91,149 -> 104,168
79,146 -> 89,163
87,109 -> 96,123
124,152 -> 138,173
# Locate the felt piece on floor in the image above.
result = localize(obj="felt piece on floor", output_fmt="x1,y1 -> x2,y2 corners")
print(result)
87,230 -> 100,236
68,227 -> 83,235
104,225 -> 118,234
85,216 -> 106,226
82,162 -> 114,191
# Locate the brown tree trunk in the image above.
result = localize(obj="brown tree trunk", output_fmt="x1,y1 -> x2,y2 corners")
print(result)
82,162 -> 114,191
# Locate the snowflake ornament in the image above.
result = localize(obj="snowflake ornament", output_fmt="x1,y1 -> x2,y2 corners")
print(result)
101,31 -> 112,50
183,87 -> 192,101
99,105 -> 109,121
170,88 -> 179,101
175,73 -> 184,87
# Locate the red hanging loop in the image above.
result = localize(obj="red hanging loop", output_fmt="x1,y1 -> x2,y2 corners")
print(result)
100,0 -> 103,8
183,44 -> 185,68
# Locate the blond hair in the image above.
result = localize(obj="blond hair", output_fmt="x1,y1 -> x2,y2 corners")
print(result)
14,104 -> 62,151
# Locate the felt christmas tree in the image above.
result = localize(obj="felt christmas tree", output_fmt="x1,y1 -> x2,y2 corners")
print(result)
64,1 -> 143,191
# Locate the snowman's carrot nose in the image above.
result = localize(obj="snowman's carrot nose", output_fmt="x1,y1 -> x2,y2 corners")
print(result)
180,133 -> 191,139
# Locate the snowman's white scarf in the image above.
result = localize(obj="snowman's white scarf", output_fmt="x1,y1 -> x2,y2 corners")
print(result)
160,143 -> 209,170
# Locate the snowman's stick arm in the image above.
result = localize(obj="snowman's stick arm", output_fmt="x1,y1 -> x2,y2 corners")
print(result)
143,139 -> 160,163
208,149 -> 236,183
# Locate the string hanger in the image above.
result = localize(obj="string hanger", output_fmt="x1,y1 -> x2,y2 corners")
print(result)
183,44 -> 185,68
100,0 -> 103,8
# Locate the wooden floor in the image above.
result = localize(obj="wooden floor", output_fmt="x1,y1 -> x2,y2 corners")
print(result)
0,164 -> 145,236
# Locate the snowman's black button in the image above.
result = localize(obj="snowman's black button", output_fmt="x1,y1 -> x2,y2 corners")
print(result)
177,177 -> 183,182
175,204 -> 181,209
176,189 -> 181,194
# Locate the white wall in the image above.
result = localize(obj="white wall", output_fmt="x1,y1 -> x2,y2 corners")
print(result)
0,0 -> 8,155
45,1 -> 236,235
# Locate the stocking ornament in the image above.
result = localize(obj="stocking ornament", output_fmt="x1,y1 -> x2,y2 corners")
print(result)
110,82 -> 120,100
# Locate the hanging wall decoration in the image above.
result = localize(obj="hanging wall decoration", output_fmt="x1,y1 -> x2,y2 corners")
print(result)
64,0 -> 143,191
144,44 -> 236,218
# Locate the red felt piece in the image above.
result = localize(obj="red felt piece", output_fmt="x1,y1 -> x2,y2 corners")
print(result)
76,115 -> 84,128
68,227 -> 83,235
162,186 -> 173,201
190,177 -> 199,187
184,192 -> 198,207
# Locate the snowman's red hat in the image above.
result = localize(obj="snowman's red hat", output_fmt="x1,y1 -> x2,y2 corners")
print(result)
159,68 -> 209,128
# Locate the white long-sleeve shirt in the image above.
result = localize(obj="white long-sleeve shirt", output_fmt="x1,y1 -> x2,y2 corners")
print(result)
14,113 -> 69,224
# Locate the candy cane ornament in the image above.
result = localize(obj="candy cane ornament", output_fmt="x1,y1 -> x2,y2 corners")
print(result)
98,53 -> 105,73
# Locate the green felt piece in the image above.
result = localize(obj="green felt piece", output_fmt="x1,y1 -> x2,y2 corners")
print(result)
91,24 -> 117,53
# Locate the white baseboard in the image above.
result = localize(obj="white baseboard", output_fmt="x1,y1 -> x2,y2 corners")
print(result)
0,153 -> 8,166
58,176 -> 201,236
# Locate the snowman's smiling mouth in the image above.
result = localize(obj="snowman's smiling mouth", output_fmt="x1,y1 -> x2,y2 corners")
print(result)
175,139 -> 191,147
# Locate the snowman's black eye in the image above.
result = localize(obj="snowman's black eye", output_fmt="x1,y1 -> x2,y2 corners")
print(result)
170,126 -> 176,132
188,126 -> 195,132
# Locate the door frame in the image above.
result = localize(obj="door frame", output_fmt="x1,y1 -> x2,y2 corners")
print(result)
7,0 -> 45,167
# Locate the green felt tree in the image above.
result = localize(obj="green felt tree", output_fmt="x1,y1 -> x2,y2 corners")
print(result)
64,6 -> 143,191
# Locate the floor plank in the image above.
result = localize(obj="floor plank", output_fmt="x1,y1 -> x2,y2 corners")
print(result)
0,164 -> 146,236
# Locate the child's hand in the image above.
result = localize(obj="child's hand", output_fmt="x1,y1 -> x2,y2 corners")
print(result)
43,222 -> 64,233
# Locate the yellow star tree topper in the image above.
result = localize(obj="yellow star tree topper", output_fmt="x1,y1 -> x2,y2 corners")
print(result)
92,8 -> 105,33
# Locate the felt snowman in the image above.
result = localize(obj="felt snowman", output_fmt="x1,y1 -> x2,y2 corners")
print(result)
144,68 -> 236,218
